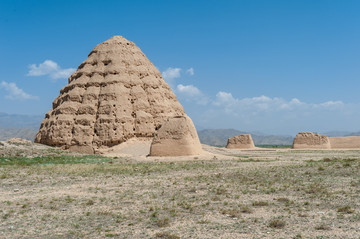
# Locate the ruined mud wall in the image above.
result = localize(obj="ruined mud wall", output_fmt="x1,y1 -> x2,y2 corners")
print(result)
329,136 -> 360,149
292,132 -> 331,149
226,134 -> 255,149
149,116 -> 202,156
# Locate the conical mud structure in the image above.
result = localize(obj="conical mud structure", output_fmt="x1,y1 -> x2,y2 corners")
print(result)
35,36 -> 187,154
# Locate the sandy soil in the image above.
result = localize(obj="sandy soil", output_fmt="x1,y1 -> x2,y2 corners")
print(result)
97,138 -> 280,162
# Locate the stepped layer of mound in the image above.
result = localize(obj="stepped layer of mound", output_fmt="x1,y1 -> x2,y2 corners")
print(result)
226,134 -> 255,149
35,36 -> 185,153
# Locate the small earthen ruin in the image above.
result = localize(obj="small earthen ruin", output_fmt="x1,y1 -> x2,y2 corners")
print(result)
7,138 -> 32,144
292,132 -> 360,149
149,116 -> 202,156
226,134 -> 255,149
292,132 -> 331,149
329,136 -> 360,149
35,36 -> 201,156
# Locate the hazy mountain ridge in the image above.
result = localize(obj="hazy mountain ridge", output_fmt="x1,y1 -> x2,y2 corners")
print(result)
0,112 -> 41,141
198,129 -> 294,146
346,132 -> 360,136
0,112 -> 43,128
322,131 -> 360,137
0,127 -> 38,141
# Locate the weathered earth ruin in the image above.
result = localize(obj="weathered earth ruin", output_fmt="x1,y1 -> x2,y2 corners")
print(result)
293,132 -> 360,149
225,134 -> 255,149
150,116 -> 202,156
329,136 -> 360,149
35,36 -> 196,154
292,132 -> 331,149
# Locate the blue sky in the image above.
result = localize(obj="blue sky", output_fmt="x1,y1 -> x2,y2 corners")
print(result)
1,0 -> 360,135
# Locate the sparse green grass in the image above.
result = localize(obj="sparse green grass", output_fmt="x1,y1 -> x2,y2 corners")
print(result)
240,206 -> 253,214
252,201 -> 269,207
105,233 -> 117,237
85,199 -> 95,206
154,217 -> 170,227
268,218 -> 286,228
220,208 -> 242,218
314,223 -> 330,231
0,155 -> 111,166
304,183 -> 328,195
276,197 -> 290,203
337,206 -> 354,214
7,141 -> 32,146
155,232 -> 180,239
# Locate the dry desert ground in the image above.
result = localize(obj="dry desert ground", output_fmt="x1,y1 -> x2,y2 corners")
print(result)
1,140 -> 360,238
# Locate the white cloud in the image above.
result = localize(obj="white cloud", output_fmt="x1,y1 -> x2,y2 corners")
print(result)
173,88 -> 358,135
162,67 -> 195,87
186,67 -> 194,75
177,84 -> 201,96
162,67 -> 181,87
27,60 -> 75,80
317,101 -> 344,108
214,91 -> 238,106
176,84 -> 208,105
213,92 -> 343,112
0,81 -> 38,100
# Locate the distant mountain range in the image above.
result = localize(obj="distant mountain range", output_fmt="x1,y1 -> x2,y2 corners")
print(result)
322,131 -> 360,137
346,132 -> 360,136
197,129 -> 294,146
0,112 -> 43,128
0,112 -> 42,141
0,127 -> 38,141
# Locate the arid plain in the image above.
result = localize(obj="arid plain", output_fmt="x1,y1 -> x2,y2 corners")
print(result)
1,140 -> 360,239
